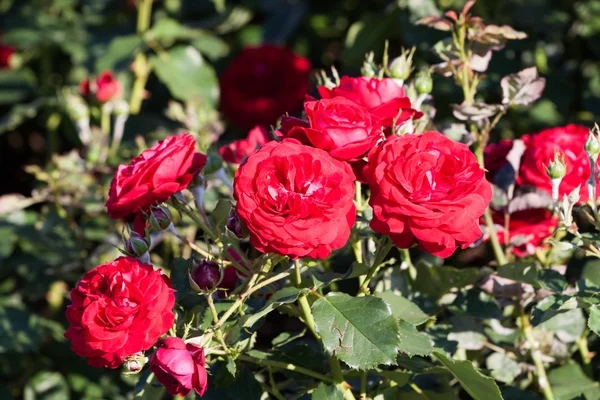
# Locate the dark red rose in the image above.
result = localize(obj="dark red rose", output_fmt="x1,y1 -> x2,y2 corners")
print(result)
64,257 -> 175,368
302,97 -> 383,162
317,76 -> 422,130
106,134 -> 207,219
484,139 -> 514,182
79,71 -> 122,102
273,116 -> 311,145
190,260 -> 221,291
487,209 -> 558,258
518,124 -> 597,203
365,132 -> 492,258
219,126 -> 271,164
0,44 -> 15,68
150,337 -> 208,397
219,45 -> 311,130
234,139 -> 356,259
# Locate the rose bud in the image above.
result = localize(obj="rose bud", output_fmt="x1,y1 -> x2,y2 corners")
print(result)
415,70 -> 433,94
126,232 -> 149,257
123,352 -> 145,374
388,47 -> 415,81
189,260 -> 221,291
226,214 -> 247,240
149,337 -> 208,397
149,206 -> 172,232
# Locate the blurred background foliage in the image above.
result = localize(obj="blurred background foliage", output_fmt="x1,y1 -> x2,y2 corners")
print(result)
2,0 -> 600,398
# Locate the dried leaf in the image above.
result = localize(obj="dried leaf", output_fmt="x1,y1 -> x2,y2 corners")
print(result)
452,103 -> 503,121
501,67 -> 546,106
416,16 -> 454,31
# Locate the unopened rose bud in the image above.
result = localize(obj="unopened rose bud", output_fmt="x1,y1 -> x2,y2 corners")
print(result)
388,47 -> 415,81
415,71 -> 433,94
361,52 -> 378,78
226,214 -> 247,239
149,206 -> 172,231
585,131 -> 600,162
545,153 -> 566,180
189,260 -> 221,291
126,233 -> 149,257
123,352 -> 145,374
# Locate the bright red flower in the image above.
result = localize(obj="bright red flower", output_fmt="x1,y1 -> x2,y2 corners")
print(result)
219,45 -> 311,130
488,209 -> 558,258
106,134 -> 206,219
64,257 -> 175,368
234,139 -> 356,259
150,337 -> 208,397
219,126 -> 271,164
365,132 -> 492,258
79,71 -> 122,102
0,44 -> 15,68
317,76 -> 422,130
518,124 -> 597,203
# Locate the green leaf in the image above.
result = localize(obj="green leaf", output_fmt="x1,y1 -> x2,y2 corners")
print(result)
433,352 -> 503,400
538,308 -> 586,343
312,262 -> 370,289
150,46 -> 219,107
312,383 -> 344,400
549,362 -> 600,400
0,70 -> 36,105
203,365 -> 262,400
170,257 -> 192,301
208,199 -> 232,235
497,262 -> 539,286
588,305 -> 600,335
538,269 -> 567,292
24,371 -> 69,400
397,320 -> 433,357
145,18 -> 197,41
376,291 -> 430,325
486,353 -> 520,384
96,35 -> 143,72
190,33 -> 230,61
243,287 -> 301,328
312,293 -> 400,369
413,266 -> 484,298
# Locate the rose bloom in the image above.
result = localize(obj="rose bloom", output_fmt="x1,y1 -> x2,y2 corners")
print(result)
80,71 -> 122,102
365,131 -> 492,258
518,124 -> 597,203
0,44 -> 15,68
64,257 -> 175,368
219,126 -> 271,164
234,138 -> 356,259
150,337 -> 208,397
317,76 -> 422,129
106,134 -> 207,219
219,45 -> 311,130
488,209 -> 558,258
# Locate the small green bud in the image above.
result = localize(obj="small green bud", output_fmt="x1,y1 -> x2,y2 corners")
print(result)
585,130 -> 600,161
123,352 -> 145,374
545,152 -> 566,180
361,51 -> 378,78
149,206 -> 172,231
126,233 -> 149,257
388,47 -> 415,80
415,71 -> 433,94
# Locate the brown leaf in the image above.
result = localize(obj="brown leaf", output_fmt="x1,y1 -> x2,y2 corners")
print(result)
501,67 -> 546,106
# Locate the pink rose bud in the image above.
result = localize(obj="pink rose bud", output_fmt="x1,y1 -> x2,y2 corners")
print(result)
190,260 -> 221,291
149,337 -> 208,397
124,352 -> 145,374
149,206 -> 172,232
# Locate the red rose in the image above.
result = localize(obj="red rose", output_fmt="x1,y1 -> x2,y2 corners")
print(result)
219,45 -> 311,130
484,139 -> 514,182
219,126 -> 271,164
234,138 -> 356,259
0,44 -> 15,68
365,132 -> 492,258
106,134 -> 207,219
273,116 -> 312,145
79,71 -> 122,102
64,257 -> 175,368
488,209 -> 557,258
150,337 -> 208,397
518,124 -> 597,203
302,97 -> 383,161
318,76 -> 422,129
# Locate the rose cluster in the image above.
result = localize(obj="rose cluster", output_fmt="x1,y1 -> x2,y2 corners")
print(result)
483,124 -> 596,256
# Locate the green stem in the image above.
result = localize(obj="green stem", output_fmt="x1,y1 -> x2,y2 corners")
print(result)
576,335 -> 593,377
206,293 -> 228,350
237,354 -> 333,383
520,314 -> 555,400
358,238 -> 394,295
360,371 -> 367,400
483,209 -> 508,266
401,248 -> 417,281
293,260 -> 318,338
129,0 -> 153,114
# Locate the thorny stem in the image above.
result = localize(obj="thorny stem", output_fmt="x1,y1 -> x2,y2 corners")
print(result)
129,0 -> 153,114
520,314 -> 555,400
237,354 -> 333,383
206,293 -> 228,350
